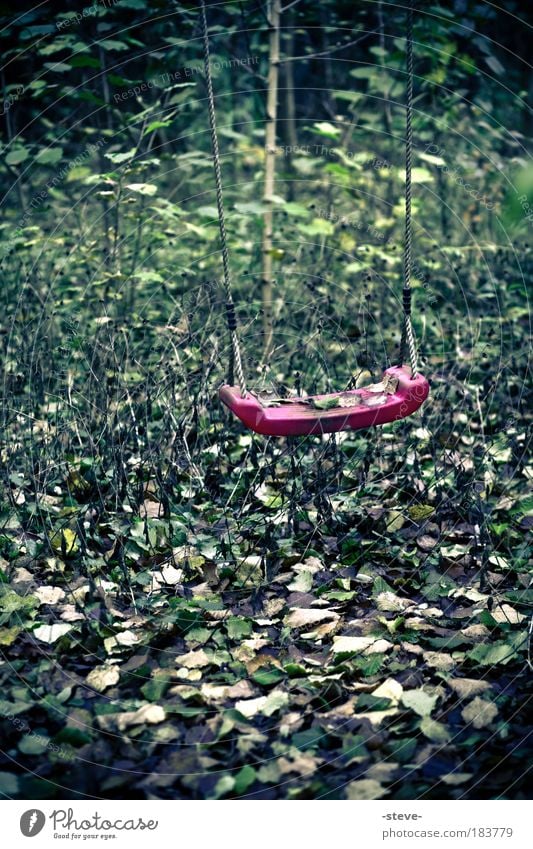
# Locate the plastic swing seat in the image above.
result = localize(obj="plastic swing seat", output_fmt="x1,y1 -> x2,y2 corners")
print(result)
219,365 -> 429,437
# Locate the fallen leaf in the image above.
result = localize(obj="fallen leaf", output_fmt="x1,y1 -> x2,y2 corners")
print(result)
461,624 -> 491,640
278,752 -> 322,776
420,716 -> 451,743
417,535 -> 438,551
448,678 -> 492,699
160,564 -> 183,585
332,636 -> 393,655
360,393 -> 387,407
141,500 -> 162,519
441,773 -> 473,786
175,648 -> 211,669
50,528 -> 78,556
235,696 -> 268,718
490,604 -> 525,624
287,571 -> 313,593
34,586 -> 66,605
401,688 -> 438,717
86,664 -> 120,693
372,678 -> 403,704
33,623 -> 73,643
115,630 -> 140,647
263,689 -> 289,716
376,591 -> 412,612
346,779 -> 387,800
113,703 -> 166,732
364,375 -> 399,394
423,651 -> 455,671
408,504 -> 434,521
284,608 -> 339,629
461,696 -> 498,729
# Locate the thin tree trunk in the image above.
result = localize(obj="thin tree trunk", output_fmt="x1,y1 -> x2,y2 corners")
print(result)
2,71 -> 26,212
262,0 -> 281,361
320,5 -> 337,119
282,9 -> 297,200
378,1 -> 392,134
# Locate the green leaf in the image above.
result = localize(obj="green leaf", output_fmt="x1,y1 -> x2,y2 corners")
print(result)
234,201 -> 264,215
69,55 -> 101,69
283,202 -> 310,218
144,120 -> 172,134
5,147 -> 29,166
105,149 -> 136,164
54,727 -> 92,747
234,765 -> 256,795
312,121 -> 340,138
44,61 -> 72,73
310,395 -> 341,410
99,40 -> 129,52
297,218 -> 335,237
125,183 -> 158,196
0,588 -> 39,625
467,641 -> 517,666
226,617 -> 253,639
252,666 -> 285,686
287,570 -> 313,592
0,626 -> 22,646
50,528 -> 78,556
35,148 -> 63,166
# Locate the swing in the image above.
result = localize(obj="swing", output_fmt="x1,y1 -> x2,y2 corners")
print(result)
200,0 -> 429,437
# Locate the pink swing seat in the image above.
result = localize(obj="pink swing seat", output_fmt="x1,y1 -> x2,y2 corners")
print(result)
219,365 -> 429,437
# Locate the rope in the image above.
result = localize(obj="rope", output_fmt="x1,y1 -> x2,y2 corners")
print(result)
399,0 -> 418,377
200,0 -> 247,396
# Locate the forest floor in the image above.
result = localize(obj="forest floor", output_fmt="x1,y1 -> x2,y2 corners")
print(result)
1,346 -> 531,799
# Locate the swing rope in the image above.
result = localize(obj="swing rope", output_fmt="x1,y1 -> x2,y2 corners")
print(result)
200,0 -> 247,396
399,0 -> 418,377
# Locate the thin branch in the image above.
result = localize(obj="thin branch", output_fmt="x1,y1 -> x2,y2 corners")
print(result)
279,30 -> 374,63
281,0 -> 306,11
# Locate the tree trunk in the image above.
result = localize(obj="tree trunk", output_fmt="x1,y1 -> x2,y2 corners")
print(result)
262,0 -> 281,361
282,9 -> 297,200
